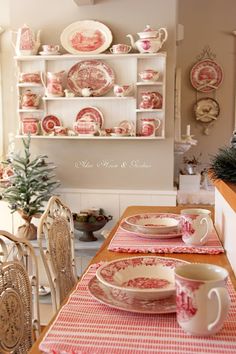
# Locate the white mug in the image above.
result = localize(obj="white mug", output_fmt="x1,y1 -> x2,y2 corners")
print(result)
180,208 -> 213,245
175,263 -> 230,336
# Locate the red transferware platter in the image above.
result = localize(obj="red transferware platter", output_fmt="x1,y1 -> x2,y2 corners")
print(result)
120,220 -> 182,239
60,20 -> 113,54
76,107 -> 104,128
67,60 -> 115,96
41,115 -> 61,134
190,59 -> 223,92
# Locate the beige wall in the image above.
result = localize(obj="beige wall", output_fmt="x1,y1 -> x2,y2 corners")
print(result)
1,0 -> 177,190
178,0 -> 236,170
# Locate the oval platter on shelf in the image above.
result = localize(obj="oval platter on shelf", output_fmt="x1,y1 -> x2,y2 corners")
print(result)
41,115 -> 62,134
60,20 -> 113,54
67,60 -> 115,96
76,107 -> 104,128
190,59 -> 223,92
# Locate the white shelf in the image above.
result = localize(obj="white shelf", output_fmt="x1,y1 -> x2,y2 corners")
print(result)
17,83 -> 43,88
136,109 -> 163,113
16,135 -> 165,140
18,109 -> 44,113
136,81 -> 163,86
42,96 -> 135,101
15,52 -> 166,139
14,52 -> 167,61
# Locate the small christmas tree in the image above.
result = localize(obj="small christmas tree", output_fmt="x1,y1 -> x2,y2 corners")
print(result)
1,135 -> 60,239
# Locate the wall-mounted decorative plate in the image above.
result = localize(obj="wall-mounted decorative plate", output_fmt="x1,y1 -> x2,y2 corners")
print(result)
60,20 -> 112,54
194,97 -> 220,123
190,59 -> 223,92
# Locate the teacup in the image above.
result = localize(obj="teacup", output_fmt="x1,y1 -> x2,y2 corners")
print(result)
139,69 -> 160,82
54,126 -> 67,136
175,263 -> 230,336
113,84 -> 133,97
112,126 -> 126,135
42,44 -> 60,53
180,208 -> 213,246
110,44 -> 131,54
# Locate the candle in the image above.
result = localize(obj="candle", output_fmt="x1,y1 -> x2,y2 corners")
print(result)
186,124 -> 191,136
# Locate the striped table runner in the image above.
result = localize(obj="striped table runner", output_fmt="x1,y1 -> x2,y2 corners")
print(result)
39,263 -> 236,354
108,225 -> 224,254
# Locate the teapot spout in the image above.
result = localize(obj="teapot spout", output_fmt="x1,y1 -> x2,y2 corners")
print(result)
126,34 -> 136,50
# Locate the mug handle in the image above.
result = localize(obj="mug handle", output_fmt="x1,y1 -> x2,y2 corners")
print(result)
207,287 -> 230,332
199,216 -> 209,244
154,119 -> 161,130
109,47 -> 114,53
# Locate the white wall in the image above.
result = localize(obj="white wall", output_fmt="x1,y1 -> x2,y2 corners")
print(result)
1,0 -> 177,191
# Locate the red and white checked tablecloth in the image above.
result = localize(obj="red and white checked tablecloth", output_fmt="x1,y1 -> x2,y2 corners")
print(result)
108,225 -> 224,254
39,263 -> 236,354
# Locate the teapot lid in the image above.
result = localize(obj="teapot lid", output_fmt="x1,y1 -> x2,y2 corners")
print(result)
138,25 -> 158,38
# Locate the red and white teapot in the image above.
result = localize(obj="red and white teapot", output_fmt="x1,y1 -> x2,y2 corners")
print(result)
127,25 -> 168,53
11,24 -> 41,56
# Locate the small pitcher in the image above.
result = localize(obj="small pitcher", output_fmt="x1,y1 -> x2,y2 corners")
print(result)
41,71 -> 65,97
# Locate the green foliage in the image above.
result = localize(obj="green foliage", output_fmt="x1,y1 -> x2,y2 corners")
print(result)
1,135 -> 60,216
209,146 -> 236,183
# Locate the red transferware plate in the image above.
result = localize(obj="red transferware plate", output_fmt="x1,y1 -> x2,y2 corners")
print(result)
67,60 -> 115,96
190,59 -> 223,92
76,106 -> 104,128
41,115 -> 61,134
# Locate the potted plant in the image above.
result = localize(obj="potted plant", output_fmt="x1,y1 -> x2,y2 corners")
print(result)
179,154 -> 202,191
0,135 -> 60,240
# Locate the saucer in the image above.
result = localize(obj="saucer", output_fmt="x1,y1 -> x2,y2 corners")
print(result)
39,51 -> 61,56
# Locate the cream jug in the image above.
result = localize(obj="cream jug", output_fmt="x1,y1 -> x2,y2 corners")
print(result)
41,71 -> 65,97
127,25 -> 168,53
11,24 -> 41,56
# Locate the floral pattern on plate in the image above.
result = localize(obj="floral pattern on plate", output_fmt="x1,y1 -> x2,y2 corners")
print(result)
76,107 -> 104,128
60,20 -> 113,54
120,220 -> 182,239
67,60 -> 115,96
88,276 -> 176,314
41,115 -> 61,134
190,59 -> 223,92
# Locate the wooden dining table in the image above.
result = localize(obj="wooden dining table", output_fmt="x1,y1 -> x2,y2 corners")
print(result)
29,205 -> 236,354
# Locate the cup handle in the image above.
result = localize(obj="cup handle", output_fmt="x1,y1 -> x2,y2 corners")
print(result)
199,217 -> 209,244
55,45 -> 60,52
109,47 -> 114,53
155,119 -> 161,130
208,287 -> 230,332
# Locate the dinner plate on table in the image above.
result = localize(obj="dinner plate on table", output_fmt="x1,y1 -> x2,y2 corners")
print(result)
120,220 -> 182,239
88,275 -> 176,314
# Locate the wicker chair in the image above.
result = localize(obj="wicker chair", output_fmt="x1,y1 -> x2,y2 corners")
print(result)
0,230 -> 40,354
37,196 -> 77,313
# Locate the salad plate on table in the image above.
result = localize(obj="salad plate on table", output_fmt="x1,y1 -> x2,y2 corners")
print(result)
124,213 -> 182,235
120,220 -> 182,239
88,276 -> 176,314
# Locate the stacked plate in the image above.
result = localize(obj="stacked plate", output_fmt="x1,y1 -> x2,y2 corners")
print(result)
121,213 -> 183,239
88,256 -> 187,314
